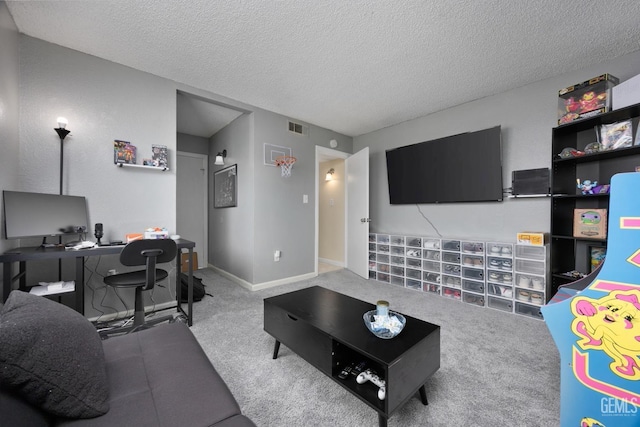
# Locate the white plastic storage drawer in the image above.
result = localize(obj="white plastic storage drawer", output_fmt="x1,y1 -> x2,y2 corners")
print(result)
405,279 -> 421,291
462,291 -> 484,307
515,273 -> 545,291
423,238 -> 440,249
515,259 -> 545,276
442,252 -> 461,264
405,257 -> 421,268
390,266 -> 404,277
487,242 -> 513,257
369,243 -> 376,251
423,283 -> 441,294
487,283 -> 513,298
442,240 -> 460,251
406,237 -> 422,248
487,256 -> 512,271
423,249 -> 440,261
390,235 -> 405,246
406,248 -> 421,258
390,256 -> 405,266
377,263 -> 389,273
515,289 -> 544,306
423,260 -> 441,272
461,241 -> 484,254
442,275 -> 461,288
515,244 -> 545,261
462,254 -> 484,268
442,286 -> 461,300
377,273 -> 390,283
376,234 -> 389,244
462,267 -> 484,281
515,302 -> 543,320
390,246 -> 405,256
423,272 -> 441,284
487,270 -> 513,285
462,279 -> 484,294
377,244 -> 390,253
487,296 -> 513,313
406,268 -> 421,280
377,254 -> 389,264
443,263 -> 461,276
390,275 -> 404,287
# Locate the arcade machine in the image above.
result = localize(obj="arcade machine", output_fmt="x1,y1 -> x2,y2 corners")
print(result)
542,172 -> 640,426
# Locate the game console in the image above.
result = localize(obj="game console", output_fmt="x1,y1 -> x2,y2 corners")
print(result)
356,369 -> 386,400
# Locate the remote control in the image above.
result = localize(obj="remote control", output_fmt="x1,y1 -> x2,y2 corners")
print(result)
351,361 -> 367,377
338,364 -> 353,379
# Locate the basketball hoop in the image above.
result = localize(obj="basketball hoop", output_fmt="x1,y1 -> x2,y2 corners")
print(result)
275,155 -> 296,177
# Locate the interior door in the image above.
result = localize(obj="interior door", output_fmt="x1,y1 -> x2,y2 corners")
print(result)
346,147 -> 370,278
176,152 -> 208,267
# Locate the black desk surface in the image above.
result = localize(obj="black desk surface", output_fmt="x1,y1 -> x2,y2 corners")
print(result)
264,286 -> 440,365
0,239 -> 195,261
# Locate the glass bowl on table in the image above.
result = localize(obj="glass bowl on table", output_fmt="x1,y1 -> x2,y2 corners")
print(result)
363,310 -> 406,339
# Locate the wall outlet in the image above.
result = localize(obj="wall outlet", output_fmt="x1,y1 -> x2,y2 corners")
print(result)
274,250 -> 281,262
303,194 -> 308,204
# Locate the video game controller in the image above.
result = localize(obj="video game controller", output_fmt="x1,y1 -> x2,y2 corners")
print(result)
356,369 -> 386,400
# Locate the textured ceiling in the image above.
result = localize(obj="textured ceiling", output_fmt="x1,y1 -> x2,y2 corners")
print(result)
7,0 -> 640,137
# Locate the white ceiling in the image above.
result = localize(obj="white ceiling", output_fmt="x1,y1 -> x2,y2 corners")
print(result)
7,0 -> 640,137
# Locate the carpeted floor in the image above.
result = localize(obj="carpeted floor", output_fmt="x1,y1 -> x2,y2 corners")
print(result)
189,268 -> 560,426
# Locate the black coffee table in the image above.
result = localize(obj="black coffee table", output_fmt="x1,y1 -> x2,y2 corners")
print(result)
263,286 -> 440,427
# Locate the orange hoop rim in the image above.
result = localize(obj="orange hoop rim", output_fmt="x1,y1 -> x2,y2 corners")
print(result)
274,155 -> 297,166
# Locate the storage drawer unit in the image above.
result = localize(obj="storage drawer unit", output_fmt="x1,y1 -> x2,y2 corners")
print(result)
462,291 -> 484,307
405,278 -> 422,291
487,296 -> 513,313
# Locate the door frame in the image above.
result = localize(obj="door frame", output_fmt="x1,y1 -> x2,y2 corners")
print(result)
315,146 -> 350,275
176,151 -> 209,265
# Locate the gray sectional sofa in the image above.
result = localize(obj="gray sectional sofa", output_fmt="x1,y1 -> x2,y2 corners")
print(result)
0,291 -> 256,427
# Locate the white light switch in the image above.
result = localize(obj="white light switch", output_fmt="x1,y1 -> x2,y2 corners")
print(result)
303,194 -> 308,204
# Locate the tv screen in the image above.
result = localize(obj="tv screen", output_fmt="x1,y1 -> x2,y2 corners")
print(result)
386,126 -> 503,204
3,191 -> 89,239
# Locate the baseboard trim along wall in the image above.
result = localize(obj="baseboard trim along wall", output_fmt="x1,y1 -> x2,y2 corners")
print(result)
208,264 -> 316,291
319,258 -> 345,267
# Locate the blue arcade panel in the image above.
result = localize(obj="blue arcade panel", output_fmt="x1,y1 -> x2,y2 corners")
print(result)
543,172 -> 640,426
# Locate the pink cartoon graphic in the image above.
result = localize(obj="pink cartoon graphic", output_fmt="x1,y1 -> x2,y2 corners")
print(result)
571,290 -> 640,380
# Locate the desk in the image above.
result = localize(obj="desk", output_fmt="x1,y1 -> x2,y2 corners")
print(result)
0,239 -> 196,326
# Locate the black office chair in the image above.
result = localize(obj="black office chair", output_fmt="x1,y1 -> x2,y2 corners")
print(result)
101,239 -> 177,337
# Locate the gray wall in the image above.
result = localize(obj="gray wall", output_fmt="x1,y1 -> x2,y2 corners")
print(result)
209,113 -> 255,283
252,112 -> 353,284
7,32 -> 354,296
354,50 -> 640,242
177,132 -> 209,155
0,1 -> 20,258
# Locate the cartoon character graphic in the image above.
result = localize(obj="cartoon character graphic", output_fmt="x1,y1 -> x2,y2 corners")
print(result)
581,417 -> 605,427
571,290 -> 640,380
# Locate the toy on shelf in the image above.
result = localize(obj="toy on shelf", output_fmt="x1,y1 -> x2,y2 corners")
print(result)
558,147 -> 584,159
577,179 -> 598,195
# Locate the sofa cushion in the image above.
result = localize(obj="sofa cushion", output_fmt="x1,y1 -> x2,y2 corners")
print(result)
0,291 -> 109,419
56,322 -> 252,427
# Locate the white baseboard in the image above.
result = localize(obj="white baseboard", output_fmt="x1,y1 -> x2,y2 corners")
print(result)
318,258 -> 345,267
87,300 -> 177,323
208,264 -> 317,291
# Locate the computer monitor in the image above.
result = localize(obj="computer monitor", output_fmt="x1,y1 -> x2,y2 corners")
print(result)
2,191 -> 90,240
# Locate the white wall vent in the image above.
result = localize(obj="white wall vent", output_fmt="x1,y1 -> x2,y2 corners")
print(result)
288,120 -> 308,136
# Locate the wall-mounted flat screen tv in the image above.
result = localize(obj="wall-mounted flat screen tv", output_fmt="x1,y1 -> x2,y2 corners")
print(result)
3,191 -> 89,239
386,126 -> 503,204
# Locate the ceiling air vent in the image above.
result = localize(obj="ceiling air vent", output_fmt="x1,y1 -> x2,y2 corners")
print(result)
288,120 -> 308,136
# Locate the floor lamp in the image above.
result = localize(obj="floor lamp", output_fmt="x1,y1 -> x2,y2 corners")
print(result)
54,117 -> 70,196
54,117 -> 70,281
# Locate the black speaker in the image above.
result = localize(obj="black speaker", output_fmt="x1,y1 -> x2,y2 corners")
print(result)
512,168 -> 550,196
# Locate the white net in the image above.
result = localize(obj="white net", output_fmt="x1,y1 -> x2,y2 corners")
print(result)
275,156 -> 296,177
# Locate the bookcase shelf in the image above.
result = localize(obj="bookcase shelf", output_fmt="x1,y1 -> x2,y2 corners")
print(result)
550,101 -> 640,295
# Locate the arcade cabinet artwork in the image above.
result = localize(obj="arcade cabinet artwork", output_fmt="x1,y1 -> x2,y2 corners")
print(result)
542,173 -> 640,426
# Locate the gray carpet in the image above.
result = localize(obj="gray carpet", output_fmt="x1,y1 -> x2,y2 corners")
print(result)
189,268 -> 560,426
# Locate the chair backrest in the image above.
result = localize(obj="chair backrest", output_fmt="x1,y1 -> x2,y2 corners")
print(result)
120,239 -> 177,267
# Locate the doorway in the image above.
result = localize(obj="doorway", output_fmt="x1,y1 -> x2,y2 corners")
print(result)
176,152 -> 208,267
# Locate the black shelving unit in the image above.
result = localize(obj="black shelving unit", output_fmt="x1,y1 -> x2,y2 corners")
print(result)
550,102 -> 640,295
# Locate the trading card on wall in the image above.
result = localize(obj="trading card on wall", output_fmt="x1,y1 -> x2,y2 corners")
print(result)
152,144 -> 168,168
114,140 -> 137,164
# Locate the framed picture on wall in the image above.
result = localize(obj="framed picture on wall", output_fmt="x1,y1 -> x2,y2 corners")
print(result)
214,164 -> 237,208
